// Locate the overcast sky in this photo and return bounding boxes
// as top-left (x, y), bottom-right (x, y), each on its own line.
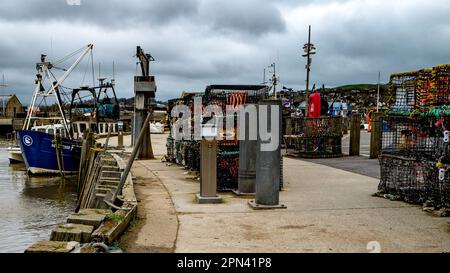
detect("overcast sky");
top-left (1, 0), bottom-right (450, 104)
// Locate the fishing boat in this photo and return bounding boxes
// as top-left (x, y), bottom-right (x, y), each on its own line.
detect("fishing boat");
top-left (17, 44), bottom-right (120, 175)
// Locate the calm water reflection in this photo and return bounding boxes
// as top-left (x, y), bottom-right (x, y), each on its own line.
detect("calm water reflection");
top-left (0, 141), bottom-right (77, 253)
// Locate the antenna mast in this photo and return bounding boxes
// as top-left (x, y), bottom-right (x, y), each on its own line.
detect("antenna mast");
top-left (302, 26), bottom-right (316, 108)
top-left (268, 63), bottom-right (279, 98)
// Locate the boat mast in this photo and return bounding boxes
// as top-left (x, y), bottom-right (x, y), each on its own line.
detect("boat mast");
top-left (24, 44), bottom-right (94, 137)
top-left (24, 74), bottom-right (43, 130)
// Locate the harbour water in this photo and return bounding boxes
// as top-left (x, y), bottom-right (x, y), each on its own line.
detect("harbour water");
top-left (0, 141), bottom-right (78, 253)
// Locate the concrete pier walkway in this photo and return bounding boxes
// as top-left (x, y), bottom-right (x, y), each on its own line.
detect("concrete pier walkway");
top-left (115, 134), bottom-right (450, 253)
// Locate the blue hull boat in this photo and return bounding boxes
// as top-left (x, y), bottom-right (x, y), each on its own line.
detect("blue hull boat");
top-left (17, 130), bottom-right (81, 175)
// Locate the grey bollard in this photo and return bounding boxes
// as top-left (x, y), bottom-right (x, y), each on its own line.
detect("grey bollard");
top-left (233, 105), bottom-right (257, 196)
top-left (249, 99), bottom-right (286, 210)
top-left (233, 139), bottom-right (257, 196)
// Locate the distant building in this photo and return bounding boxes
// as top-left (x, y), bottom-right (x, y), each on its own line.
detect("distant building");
top-left (0, 94), bottom-right (25, 135)
top-left (1, 94), bottom-right (25, 118)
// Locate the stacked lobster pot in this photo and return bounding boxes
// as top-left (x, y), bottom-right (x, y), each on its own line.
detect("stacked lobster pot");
top-left (284, 116), bottom-right (343, 158)
top-left (166, 86), bottom-right (272, 192)
top-left (204, 85), bottom-right (270, 191)
top-left (378, 65), bottom-right (450, 213)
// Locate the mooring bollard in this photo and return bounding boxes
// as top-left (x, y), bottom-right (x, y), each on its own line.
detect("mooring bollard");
top-left (349, 114), bottom-right (361, 156)
top-left (249, 99), bottom-right (286, 210)
top-left (196, 139), bottom-right (222, 204)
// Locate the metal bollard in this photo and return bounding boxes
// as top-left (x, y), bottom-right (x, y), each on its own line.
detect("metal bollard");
top-left (233, 139), bottom-right (257, 196)
top-left (196, 139), bottom-right (222, 204)
top-left (233, 105), bottom-right (257, 196)
top-left (249, 99), bottom-right (286, 210)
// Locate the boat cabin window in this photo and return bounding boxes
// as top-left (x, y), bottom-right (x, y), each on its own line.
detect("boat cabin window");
top-left (99, 124), bottom-right (104, 134)
top-left (80, 123), bottom-right (87, 133)
top-left (58, 129), bottom-right (66, 138)
top-left (115, 124), bottom-right (118, 132)
top-left (73, 125), bottom-right (78, 133)
top-left (47, 129), bottom-right (54, 135)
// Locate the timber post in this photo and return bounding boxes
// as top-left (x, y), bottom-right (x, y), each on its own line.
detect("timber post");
top-left (349, 114), bottom-right (361, 156)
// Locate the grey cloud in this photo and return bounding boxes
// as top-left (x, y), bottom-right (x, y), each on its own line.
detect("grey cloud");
top-left (199, 0), bottom-right (286, 36)
top-left (0, 0), bottom-right (286, 37)
top-left (0, 0), bottom-right (199, 27)
top-left (2, 0), bottom-right (450, 104)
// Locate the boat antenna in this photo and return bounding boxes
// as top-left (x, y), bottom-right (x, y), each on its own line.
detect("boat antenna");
top-left (98, 62), bottom-right (101, 81)
top-left (50, 36), bottom-right (53, 61)
top-left (112, 61), bottom-right (116, 86)
top-left (91, 49), bottom-right (95, 87)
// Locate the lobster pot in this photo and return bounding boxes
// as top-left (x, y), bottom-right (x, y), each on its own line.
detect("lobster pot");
top-left (184, 141), bottom-right (201, 171)
top-left (300, 116), bottom-right (344, 138)
top-left (285, 116), bottom-right (343, 158)
top-left (174, 140), bottom-right (183, 165)
top-left (301, 136), bottom-right (342, 158)
top-left (433, 65), bottom-right (450, 107)
top-left (381, 116), bottom-right (440, 159)
top-left (292, 136), bottom-right (342, 158)
top-left (166, 137), bottom-right (175, 162)
top-left (426, 161), bottom-right (450, 209)
top-left (389, 73), bottom-right (419, 112)
top-left (217, 149), bottom-right (240, 192)
top-left (204, 86), bottom-right (269, 110)
top-left (379, 154), bottom-right (430, 204)
top-left (435, 134), bottom-right (450, 163)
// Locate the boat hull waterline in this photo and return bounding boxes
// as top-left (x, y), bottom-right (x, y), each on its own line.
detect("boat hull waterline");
top-left (17, 130), bottom-right (81, 175)
top-left (7, 147), bottom-right (24, 164)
